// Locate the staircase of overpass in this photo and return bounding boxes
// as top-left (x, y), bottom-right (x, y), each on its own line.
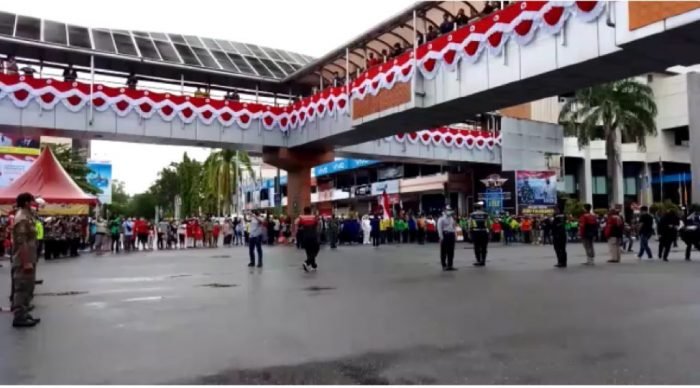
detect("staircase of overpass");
top-left (1, 1), bottom-right (700, 181)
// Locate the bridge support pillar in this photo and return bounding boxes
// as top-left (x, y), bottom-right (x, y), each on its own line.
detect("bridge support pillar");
top-left (689, 73), bottom-right (700, 205)
top-left (263, 148), bottom-right (334, 217)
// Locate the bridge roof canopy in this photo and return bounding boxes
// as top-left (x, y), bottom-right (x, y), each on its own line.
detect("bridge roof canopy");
top-left (286, 1), bottom-right (488, 87)
top-left (0, 10), bottom-right (315, 94)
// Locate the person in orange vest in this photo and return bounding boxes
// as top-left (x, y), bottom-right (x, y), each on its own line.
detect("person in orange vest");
top-left (521, 217), bottom-right (533, 244)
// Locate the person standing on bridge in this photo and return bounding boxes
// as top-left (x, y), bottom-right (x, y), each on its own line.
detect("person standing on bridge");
top-left (469, 202), bottom-right (491, 267)
top-left (437, 206), bottom-right (457, 271)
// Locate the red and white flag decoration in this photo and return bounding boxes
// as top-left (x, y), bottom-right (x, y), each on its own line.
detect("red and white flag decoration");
top-left (390, 128), bottom-right (502, 150)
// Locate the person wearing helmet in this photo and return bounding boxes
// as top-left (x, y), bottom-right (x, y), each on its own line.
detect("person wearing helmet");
top-left (469, 202), bottom-right (491, 267)
top-left (437, 205), bottom-right (457, 271)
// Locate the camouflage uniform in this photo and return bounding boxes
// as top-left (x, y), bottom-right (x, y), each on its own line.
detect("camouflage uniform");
top-left (11, 208), bottom-right (37, 319)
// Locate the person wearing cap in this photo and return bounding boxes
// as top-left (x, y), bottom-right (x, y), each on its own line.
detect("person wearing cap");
top-left (437, 205), bottom-right (457, 271)
top-left (469, 202), bottom-right (491, 267)
top-left (10, 192), bottom-right (40, 328)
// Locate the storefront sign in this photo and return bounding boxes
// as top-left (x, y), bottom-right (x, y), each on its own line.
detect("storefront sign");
top-left (353, 184), bottom-right (372, 198)
top-left (371, 179), bottom-right (399, 195)
top-left (399, 174), bottom-right (447, 194)
top-left (313, 158), bottom-right (378, 177)
top-left (378, 165), bottom-right (404, 181)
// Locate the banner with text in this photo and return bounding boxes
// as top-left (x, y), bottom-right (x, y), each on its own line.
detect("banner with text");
top-left (516, 170), bottom-right (557, 215)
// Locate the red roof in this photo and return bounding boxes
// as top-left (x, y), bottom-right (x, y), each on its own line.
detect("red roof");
top-left (0, 147), bottom-right (98, 205)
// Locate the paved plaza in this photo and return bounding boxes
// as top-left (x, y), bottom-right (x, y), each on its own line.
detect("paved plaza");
top-left (1, 242), bottom-right (700, 384)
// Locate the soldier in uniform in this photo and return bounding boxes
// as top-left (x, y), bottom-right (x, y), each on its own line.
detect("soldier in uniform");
top-left (552, 204), bottom-right (568, 268)
top-left (681, 206), bottom-right (700, 261)
top-left (11, 192), bottom-right (40, 328)
top-left (469, 201), bottom-right (491, 267)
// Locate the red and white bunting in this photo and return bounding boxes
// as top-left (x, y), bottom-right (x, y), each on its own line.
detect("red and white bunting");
top-left (389, 128), bottom-right (502, 150)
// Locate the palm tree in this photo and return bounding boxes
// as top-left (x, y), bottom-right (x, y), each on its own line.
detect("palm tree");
top-left (559, 79), bottom-right (657, 207)
top-left (203, 149), bottom-right (255, 216)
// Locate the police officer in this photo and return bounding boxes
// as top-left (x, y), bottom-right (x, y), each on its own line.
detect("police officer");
top-left (11, 192), bottom-right (40, 328)
top-left (682, 206), bottom-right (700, 261)
top-left (552, 205), bottom-right (568, 268)
top-left (469, 202), bottom-right (491, 267)
top-left (437, 206), bottom-right (457, 271)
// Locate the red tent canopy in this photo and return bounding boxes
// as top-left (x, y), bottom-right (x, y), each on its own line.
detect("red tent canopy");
top-left (0, 147), bottom-right (98, 205)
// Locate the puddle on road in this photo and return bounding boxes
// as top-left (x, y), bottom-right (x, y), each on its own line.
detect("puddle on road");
top-left (36, 291), bottom-right (88, 297)
top-left (199, 283), bottom-right (238, 288)
top-left (303, 286), bottom-right (336, 292)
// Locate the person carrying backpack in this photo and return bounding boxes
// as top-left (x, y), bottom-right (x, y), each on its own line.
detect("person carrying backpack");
top-left (604, 208), bottom-right (624, 263)
top-left (578, 204), bottom-right (598, 265)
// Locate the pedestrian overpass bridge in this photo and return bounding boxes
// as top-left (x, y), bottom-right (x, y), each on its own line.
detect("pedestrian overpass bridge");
top-left (1, 0), bottom-right (700, 208)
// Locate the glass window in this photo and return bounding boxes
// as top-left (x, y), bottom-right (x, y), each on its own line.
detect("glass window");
top-left (230, 41), bottom-right (254, 56)
top-left (132, 31), bottom-right (150, 38)
top-left (215, 39), bottom-right (236, 53)
top-left (149, 32), bottom-right (168, 41)
top-left (92, 29), bottom-right (116, 53)
top-left (592, 176), bottom-right (607, 195)
top-left (68, 25), bottom-right (91, 48)
top-left (624, 177), bottom-right (637, 196)
top-left (262, 47), bottom-right (283, 60)
top-left (276, 50), bottom-right (298, 63)
top-left (135, 37), bottom-right (160, 60)
top-left (200, 37), bottom-right (222, 50)
top-left (210, 50), bottom-right (239, 72)
top-left (245, 43), bottom-right (266, 58)
top-left (275, 60), bottom-right (296, 74)
top-left (245, 56), bottom-right (274, 78)
top-left (113, 33), bottom-right (138, 56)
top-left (43, 20), bottom-right (67, 45)
top-left (184, 35), bottom-right (204, 48)
top-left (258, 58), bottom-right (285, 78)
top-left (174, 43), bottom-right (201, 66)
top-left (227, 53), bottom-right (256, 75)
top-left (190, 47), bottom-right (219, 69)
top-left (153, 40), bottom-right (180, 63)
top-left (0, 12), bottom-right (15, 36)
top-left (15, 15), bottom-right (41, 40)
top-left (168, 33), bottom-right (186, 44)
top-left (564, 175), bottom-right (576, 194)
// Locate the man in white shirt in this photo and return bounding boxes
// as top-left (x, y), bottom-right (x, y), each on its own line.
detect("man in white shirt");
top-left (122, 218), bottom-right (134, 252)
top-left (248, 211), bottom-right (264, 267)
top-left (437, 206), bottom-right (457, 271)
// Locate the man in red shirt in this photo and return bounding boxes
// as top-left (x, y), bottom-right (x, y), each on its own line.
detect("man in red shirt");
top-left (604, 209), bottom-right (624, 263)
top-left (298, 207), bottom-right (321, 272)
top-left (578, 204), bottom-right (598, 265)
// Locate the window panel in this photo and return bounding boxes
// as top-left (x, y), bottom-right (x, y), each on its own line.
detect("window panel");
top-left (190, 47), bottom-right (219, 69)
top-left (15, 15), bottom-right (41, 40)
top-left (135, 37), bottom-right (160, 60)
top-left (215, 39), bottom-right (237, 53)
top-left (276, 50), bottom-right (298, 63)
top-left (68, 25), bottom-right (91, 48)
top-left (174, 43), bottom-right (201, 66)
top-left (210, 50), bottom-right (239, 72)
top-left (592, 176), bottom-right (607, 195)
top-left (244, 43), bottom-right (266, 58)
top-left (230, 42), bottom-right (253, 56)
top-left (275, 60), bottom-right (296, 74)
top-left (184, 35), bottom-right (203, 48)
top-left (0, 12), bottom-right (15, 36)
top-left (258, 57), bottom-right (285, 78)
top-left (262, 47), bottom-right (283, 60)
top-left (200, 37), bottom-right (221, 50)
top-left (43, 20), bottom-right (67, 45)
top-left (624, 177), bottom-right (637, 196)
top-left (153, 40), bottom-right (180, 62)
top-left (92, 29), bottom-right (116, 53)
top-left (132, 31), bottom-right (149, 38)
top-left (227, 53), bottom-right (256, 75)
top-left (168, 33), bottom-right (186, 44)
top-left (149, 32), bottom-right (168, 41)
top-left (245, 56), bottom-right (274, 78)
top-left (113, 33), bottom-right (138, 56)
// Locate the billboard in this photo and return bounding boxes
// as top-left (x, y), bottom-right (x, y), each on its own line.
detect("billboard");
top-left (0, 149), bottom-right (39, 188)
top-left (87, 161), bottom-right (112, 204)
top-left (0, 132), bottom-right (41, 149)
top-left (516, 170), bottom-right (557, 215)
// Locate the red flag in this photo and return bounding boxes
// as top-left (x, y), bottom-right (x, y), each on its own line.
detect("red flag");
top-left (382, 191), bottom-right (391, 219)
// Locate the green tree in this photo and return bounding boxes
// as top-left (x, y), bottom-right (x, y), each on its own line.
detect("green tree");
top-left (150, 165), bottom-right (180, 217)
top-left (202, 149), bottom-right (254, 216)
top-left (176, 152), bottom-right (203, 217)
top-left (105, 179), bottom-right (130, 217)
top-left (48, 144), bottom-right (100, 195)
top-left (559, 79), bottom-right (657, 207)
top-left (129, 192), bottom-right (157, 219)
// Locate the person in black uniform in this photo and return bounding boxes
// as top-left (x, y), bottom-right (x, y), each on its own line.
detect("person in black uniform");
top-left (469, 202), bottom-right (491, 267)
top-left (552, 205), bottom-right (568, 268)
top-left (658, 208), bottom-right (679, 261)
top-left (298, 207), bottom-right (321, 272)
top-left (681, 206), bottom-right (700, 261)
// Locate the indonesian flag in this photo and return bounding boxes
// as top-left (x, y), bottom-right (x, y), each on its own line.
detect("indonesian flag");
top-left (381, 191), bottom-right (391, 219)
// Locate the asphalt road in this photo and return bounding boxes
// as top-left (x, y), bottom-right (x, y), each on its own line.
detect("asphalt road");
top-left (1, 241), bottom-right (700, 384)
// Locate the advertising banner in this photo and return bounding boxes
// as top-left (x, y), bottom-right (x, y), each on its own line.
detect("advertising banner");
top-left (87, 161), bottom-right (113, 204)
top-left (0, 149), bottom-right (39, 188)
top-left (516, 170), bottom-right (557, 215)
top-left (0, 132), bottom-right (41, 149)
top-left (377, 165), bottom-right (404, 181)
top-left (371, 179), bottom-right (400, 196)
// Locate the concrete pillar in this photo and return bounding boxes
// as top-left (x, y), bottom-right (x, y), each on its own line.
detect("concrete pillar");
top-left (641, 163), bottom-right (653, 206)
top-left (263, 147), bottom-right (334, 217)
top-left (688, 73), bottom-right (700, 205)
top-left (580, 152), bottom-right (593, 205)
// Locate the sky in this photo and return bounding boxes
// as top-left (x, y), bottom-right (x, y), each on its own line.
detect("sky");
top-left (2, 0), bottom-right (414, 194)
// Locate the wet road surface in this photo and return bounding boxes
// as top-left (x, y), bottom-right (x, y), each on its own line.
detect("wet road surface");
top-left (1, 242), bottom-right (700, 384)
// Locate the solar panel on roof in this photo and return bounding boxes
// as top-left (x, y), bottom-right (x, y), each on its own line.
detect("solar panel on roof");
top-left (227, 53), bottom-right (256, 75)
top-left (43, 20), bottom-right (67, 45)
top-left (230, 42), bottom-right (253, 56)
top-left (190, 47), bottom-right (219, 69)
top-left (210, 50), bottom-right (238, 72)
top-left (173, 43), bottom-right (200, 66)
top-left (153, 39), bottom-right (180, 63)
top-left (258, 58), bottom-right (285, 78)
top-left (184, 35), bottom-right (203, 48)
top-left (168, 34), bottom-right (186, 44)
top-left (113, 33), bottom-right (138, 56)
top-left (245, 56), bottom-right (274, 78)
top-left (92, 29), bottom-right (116, 53)
top-left (0, 12), bottom-right (15, 36)
top-left (200, 37), bottom-right (221, 51)
top-left (67, 25), bottom-right (91, 48)
top-left (134, 37), bottom-right (160, 60)
top-left (15, 15), bottom-right (41, 40)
